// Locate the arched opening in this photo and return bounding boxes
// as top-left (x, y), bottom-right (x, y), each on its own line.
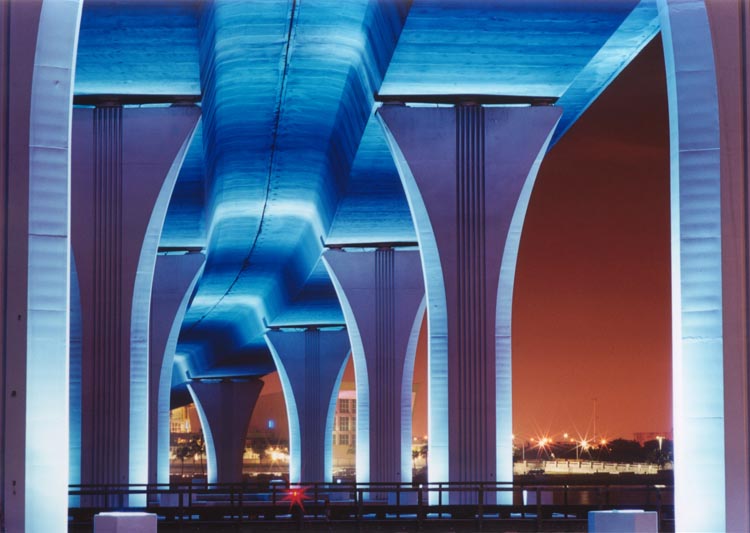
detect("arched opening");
top-left (513, 33), bottom-right (672, 493)
top-left (331, 356), bottom-right (357, 481)
top-left (246, 371), bottom-right (291, 480)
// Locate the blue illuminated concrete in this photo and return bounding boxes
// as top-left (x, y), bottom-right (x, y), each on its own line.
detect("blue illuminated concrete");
top-left (551, 0), bottom-right (660, 144)
top-left (75, 1), bottom-right (200, 96)
top-left (658, 1), bottom-right (725, 531)
top-left (323, 249), bottom-right (425, 486)
top-left (27, 4), bottom-right (82, 525)
top-left (265, 329), bottom-right (350, 483)
top-left (3, 1), bottom-right (722, 529)
top-left (149, 253), bottom-right (205, 487)
top-left (378, 104), bottom-right (561, 503)
top-left (161, 123), bottom-right (207, 250)
top-left (176, 0), bottom-right (408, 381)
top-left (380, 0), bottom-right (641, 98)
top-left (67, 0), bottom-right (662, 390)
top-left (70, 250), bottom-right (82, 508)
top-left (4, 1), bottom-right (83, 531)
top-left (70, 106), bottom-right (199, 503)
top-left (188, 379), bottom-right (264, 484)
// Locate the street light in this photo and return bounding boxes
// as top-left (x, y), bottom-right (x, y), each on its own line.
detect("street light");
top-left (512, 434), bottom-right (526, 462)
top-left (577, 439), bottom-right (589, 461)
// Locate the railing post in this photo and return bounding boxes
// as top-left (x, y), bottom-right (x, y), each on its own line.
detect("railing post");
top-left (229, 482), bottom-right (234, 519)
top-left (438, 483), bottom-right (443, 518)
top-left (478, 482), bottom-right (484, 531)
top-left (357, 488), bottom-right (363, 525)
top-left (536, 487), bottom-right (542, 531)
top-left (396, 484), bottom-right (401, 518)
top-left (178, 484), bottom-right (184, 521)
top-left (656, 485), bottom-right (663, 531)
top-left (189, 482), bottom-right (194, 517)
top-left (239, 482), bottom-right (244, 523)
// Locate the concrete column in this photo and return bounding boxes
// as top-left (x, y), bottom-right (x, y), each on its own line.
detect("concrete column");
top-left (705, 3), bottom-right (750, 530)
top-left (265, 329), bottom-right (350, 483)
top-left (71, 106), bottom-right (199, 501)
top-left (659, 1), bottom-right (750, 530)
top-left (378, 104), bottom-right (561, 502)
top-left (149, 253), bottom-right (205, 486)
top-left (323, 248), bottom-right (425, 485)
top-left (0, 1), bottom-right (81, 531)
top-left (657, 2), bottom-right (725, 531)
top-left (188, 379), bottom-right (264, 484)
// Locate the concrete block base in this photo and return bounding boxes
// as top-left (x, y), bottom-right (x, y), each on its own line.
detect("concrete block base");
top-left (588, 510), bottom-right (657, 532)
top-left (94, 512), bottom-right (157, 533)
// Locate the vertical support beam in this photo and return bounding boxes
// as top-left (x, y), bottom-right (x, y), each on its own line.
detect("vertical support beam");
top-left (704, 1), bottom-right (750, 530)
top-left (188, 379), bottom-right (263, 484)
top-left (378, 104), bottom-right (560, 503)
top-left (71, 106), bottom-right (199, 502)
top-left (0, 1), bottom-right (81, 531)
top-left (658, 2), bottom-right (726, 531)
top-left (265, 329), bottom-right (350, 483)
top-left (149, 253), bottom-right (205, 486)
top-left (323, 249), bottom-right (425, 485)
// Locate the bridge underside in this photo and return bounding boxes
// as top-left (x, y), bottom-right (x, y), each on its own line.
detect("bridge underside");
top-left (6, 1), bottom-right (750, 532)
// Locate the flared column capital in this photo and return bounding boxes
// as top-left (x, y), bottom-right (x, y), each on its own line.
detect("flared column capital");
top-left (377, 104), bottom-right (561, 501)
top-left (323, 248), bottom-right (425, 485)
top-left (265, 329), bottom-right (350, 483)
top-left (149, 252), bottom-right (205, 486)
top-left (188, 378), bottom-right (264, 484)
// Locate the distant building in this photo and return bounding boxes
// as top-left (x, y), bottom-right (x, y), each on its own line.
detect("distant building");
top-left (170, 404), bottom-right (201, 435)
top-left (332, 386), bottom-right (357, 472)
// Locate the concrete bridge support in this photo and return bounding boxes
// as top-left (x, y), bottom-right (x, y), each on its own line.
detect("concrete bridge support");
top-left (149, 253), bottom-right (205, 487)
top-left (188, 378), bottom-right (264, 484)
top-left (265, 329), bottom-right (350, 483)
top-left (0, 1), bottom-right (82, 530)
top-left (70, 105), bottom-right (199, 504)
top-left (659, 0), bottom-right (750, 530)
top-left (378, 104), bottom-right (561, 503)
top-left (323, 248), bottom-right (425, 486)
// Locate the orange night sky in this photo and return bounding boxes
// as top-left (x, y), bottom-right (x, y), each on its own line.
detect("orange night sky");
top-left (513, 36), bottom-right (671, 442)
top-left (253, 37), bottom-right (672, 444)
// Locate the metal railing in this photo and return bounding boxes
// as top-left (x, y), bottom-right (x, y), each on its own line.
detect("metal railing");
top-left (68, 480), bottom-right (674, 530)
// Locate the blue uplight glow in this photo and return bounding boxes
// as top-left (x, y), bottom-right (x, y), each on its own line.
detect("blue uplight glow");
top-left (129, 107), bottom-right (198, 508)
top-left (658, 0), bottom-right (726, 530)
top-left (26, 1), bottom-right (82, 530)
top-left (376, 114), bottom-right (450, 495)
top-left (495, 114), bottom-right (560, 498)
top-left (187, 384), bottom-right (218, 484)
top-left (265, 336), bottom-right (302, 482)
top-left (323, 261), bottom-right (371, 484)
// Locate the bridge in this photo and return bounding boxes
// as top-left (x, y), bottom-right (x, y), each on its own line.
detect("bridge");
top-left (2, 1), bottom-right (749, 532)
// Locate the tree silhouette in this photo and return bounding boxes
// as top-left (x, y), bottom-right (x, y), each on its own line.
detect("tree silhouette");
top-left (175, 444), bottom-right (193, 476)
top-left (602, 439), bottom-right (643, 463)
top-left (191, 435), bottom-right (206, 476)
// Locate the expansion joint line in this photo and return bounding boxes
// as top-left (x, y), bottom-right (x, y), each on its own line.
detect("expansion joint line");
top-left (187, 0), bottom-right (299, 331)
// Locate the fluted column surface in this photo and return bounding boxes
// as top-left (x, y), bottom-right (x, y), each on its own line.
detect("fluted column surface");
top-left (378, 104), bottom-right (561, 503)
